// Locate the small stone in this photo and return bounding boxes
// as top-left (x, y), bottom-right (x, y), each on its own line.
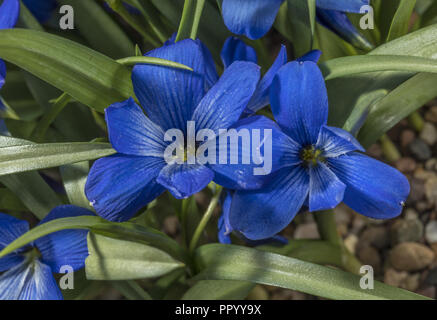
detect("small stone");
top-left (419, 122), bottom-right (437, 145)
top-left (425, 221), bottom-right (437, 244)
top-left (351, 216), bottom-right (366, 234)
top-left (425, 177), bottom-right (437, 206)
top-left (395, 157), bottom-right (417, 173)
top-left (403, 273), bottom-right (421, 292)
top-left (425, 106), bottom-right (437, 123)
top-left (334, 205), bottom-right (351, 225)
top-left (357, 245), bottom-right (381, 274)
top-left (294, 223), bottom-right (319, 239)
top-left (390, 242), bottom-right (435, 271)
top-left (409, 178), bottom-right (425, 202)
top-left (404, 208), bottom-right (418, 220)
top-left (431, 243), bottom-right (437, 256)
top-left (366, 144), bottom-right (383, 158)
top-left (400, 130), bottom-right (415, 147)
top-left (425, 268), bottom-right (437, 285)
top-left (360, 226), bottom-right (390, 249)
top-left (390, 218), bottom-right (424, 246)
top-left (409, 139), bottom-right (432, 161)
top-left (416, 201), bottom-right (432, 212)
top-left (416, 286), bottom-right (436, 299)
top-left (384, 268), bottom-right (408, 287)
top-left (344, 234), bottom-right (359, 254)
top-left (425, 158), bottom-right (437, 172)
top-left (162, 216), bottom-right (179, 236)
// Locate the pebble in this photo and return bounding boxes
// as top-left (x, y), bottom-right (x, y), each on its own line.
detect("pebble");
top-left (409, 178), bottom-right (426, 202)
top-left (403, 273), bottom-right (421, 292)
top-left (404, 208), bottom-right (419, 220)
top-left (384, 268), bottom-right (408, 287)
top-left (390, 218), bottom-right (424, 246)
top-left (419, 122), bottom-right (437, 145)
top-left (162, 216), bottom-right (179, 236)
top-left (425, 158), bottom-right (437, 172)
top-left (425, 177), bottom-right (437, 206)
top-left (425, 106), bottom-right (437, 123)
top-left (431, 243), bottom-right (437, 256)
top-left (390, 242), bottom-right (435, 271)
top-left (425, 221), bottom-right (437, 244)
top-left (366, 144), bottom-right (383, 158)
top-left (360, 226), bottom-right (390, 249)
top-left (409, 139), bottom-right (432, 161)
top-left (395, 157), bottom-right (416, 173)
top-left (344, 234), bottom-right (358, 254)
top-left (416, 286), bottom-right (436, 299)
top-left (425, 268), bottom-right (437, 285)
top-left (357, 245), bottom-right (381, 274)
top-left (294, 223), bottom-right (319, 239)
top-left (400, 130), bottom-right (415, 148)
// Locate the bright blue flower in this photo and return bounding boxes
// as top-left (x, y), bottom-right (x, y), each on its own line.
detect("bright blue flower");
top-left (85, 39), bottom-right (281, 222)
top-left (227, 60), bottom-right (410, 240)
top-left (22, 0), bottom-right (57, 23)
top-left (0, 206), bottom-right (93, 300)
top-left (221, 0), bottom-right (371, 48)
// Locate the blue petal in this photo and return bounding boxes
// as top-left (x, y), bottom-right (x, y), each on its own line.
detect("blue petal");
top-left (199, 41), bottom-right (219, 90)
top-left (230, 166), bottom-right (309, 240)
top-left (85, 154), bottom-right (166, 221)
top-left (245, 45), bottom-right (288, 115)
top-left (132, 39), bottom-right (206, 133)
top-left (317, 9), bottom-right (373, 51)
top-left (218, 191), bottom-right (233, 244)
top-left (209, 115), bottom-right (300, 190)
top-left (34, 205), bottom-right (93, 273)
top-left (157, 163), bottom-right (214, 199)
top-left (270, 61), bottom-right (328, 146)
top-left (0, 118), bottom-right (8, 136)
top-left (221, 37), bottom-right (258, 69)
top-left (316, 0), bottom-right (369, 13)
top-left (192, 61), bottom-right (260, 133)
top-left (22, 0), bottom-right (56, 23)
top-left (316, 125), bottom-right (364, 158)
top-left (296, 50), bottom-right (322, 63)
top-left (0, 213), bottom-right (29, 272)
top-left (222, 0), bottom-right (285, 40)
top-left (328, 153), bottom-right (410, 219)
top-left (0, 260), bottom-right (62, 300)
top-left (0, 59), bottom-right (6, 90)
top-left (0, 0), bottom-right (20, 29)
top-left (105, 98), bottom-right (166, 157)
top-left (309, 162), bottom-right (345, 211)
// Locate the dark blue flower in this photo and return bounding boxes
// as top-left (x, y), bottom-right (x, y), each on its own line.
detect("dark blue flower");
top-left (227, 60), bottom-right (410, 240)
top-left (22, 0), bottom-right (57, 23)
top-left (0, 205), bottom-right (93, 300)
top-left (221, 0), bottom-right (371, 48)
top-left (85, 39), bottom-right (281, 222)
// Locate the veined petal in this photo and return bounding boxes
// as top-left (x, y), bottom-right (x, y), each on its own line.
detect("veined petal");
top-left (316, 0), bottom-right (369, 13)
top-left (0, 213), bottom-right (29, 272)
top-left (0, 0), bottom-right (20, 29)
top-left (316, 125), bottom-right (364, 158)
top-left (218, 191), bottom-right (233, 244)
top-left (221, 37), bottom-right (258, 69)
top-left (309, 162), bottom-right (345, 211)
top-left (192, 61), bottom-right (260, 133)
top-left (132, 39), bottom-right (206, 132)
top-left (0, 260), bottom-right (62, 300)
top-left (209, 115), bottom-right (300, 190)
top-left (245, 45), bottom-right (288, 115)
top-left (230, 166), bottom-right (309, 240)
top-left (317, 9), bottom-right (373, 51)
top-left (222, 0), bottom-right (285, 40)
top-left (270, 61), bottom-right (328, 145)
top-left (199, 41), bottom-right (219, 90)
top-left (0, 59), bottom-right (6, 90)
top-left (35, 205), bottom-right (94, 273)
top-left (105, 97), bottom-right (166, 157)
top-left (85, 154), bottom-right (166, 221)
top-left (328, 153), bottom-right (410, 219)
top-left (296, 50), bottom-right (322, 63)
top-left (157, 163), bottom-right (214, 199)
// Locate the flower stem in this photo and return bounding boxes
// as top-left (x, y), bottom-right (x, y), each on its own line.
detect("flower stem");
top-left (189, 185), bottom-right (222, 254)
top-left (408, 111), bottom-right (424, 132)
top-left (176, 0), bottom-right (206, 41)
top-left (380, 134), bottom-right (401, 163)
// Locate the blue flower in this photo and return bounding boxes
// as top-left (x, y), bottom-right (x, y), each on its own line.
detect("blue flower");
top-left (85, 39), bottom-right (281, 222)
top-left (221, 0), bottom-right (371, 49)
top-left (0, 206), bottom-right (93, 300)
top-left (22, 0), bottom-right (57, 23)
top-left (227, 60), bottom-right (410, 240)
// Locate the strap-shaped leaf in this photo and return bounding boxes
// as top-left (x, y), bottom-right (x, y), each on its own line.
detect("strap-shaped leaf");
top-left (194, 244), bottom-right (430, 300)
top-left (182, 280), bottom-right (254, 300)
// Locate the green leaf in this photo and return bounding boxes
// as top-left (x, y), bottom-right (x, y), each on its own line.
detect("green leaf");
top-left (321, 55), bottom-right (437, 80)
top-left (194, 244), bottom-right (430, 300)
top-left (182, 280), bottom-right (254, 300)
top-left (60, 161), bottom-right (92, 210)
top-left (86, 233), bottom-right (184, 280)
top-left (176, 0), bottom-right (206, 41)
top-left (0, 29), bottom-right (134, 113)
top-left (111, 280), bottom-right (152, 300)
top-left (0, 216), bottom-right (187, 262)
top-left (0, 188), bottom-right (26, 211)
top-left (286, 0), bottom-right (316, 57)
top-left (116, 56), bottom-right (193, 70)
top-left (386, 0), bottom-right (417, 42)
top-left (0, 142), bottom-right (116, 177)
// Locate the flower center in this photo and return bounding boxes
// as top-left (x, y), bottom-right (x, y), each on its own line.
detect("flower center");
top-left (23, 247), bottom-right (42, 263)
top-left (301, 146), bottom-right (324, 167)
